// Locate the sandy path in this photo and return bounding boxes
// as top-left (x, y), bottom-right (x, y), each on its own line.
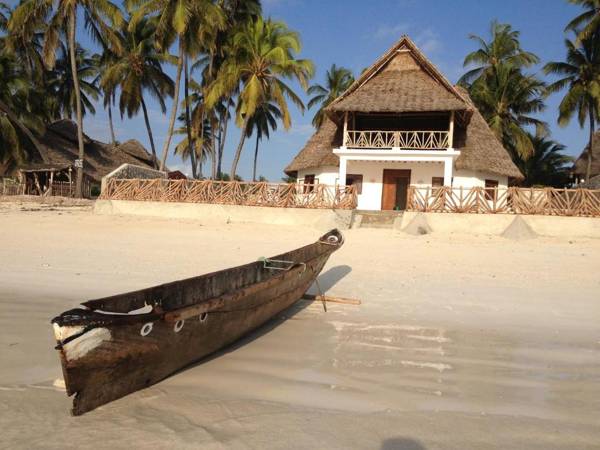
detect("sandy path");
top-left (1, 204), bottom-right (599, 449)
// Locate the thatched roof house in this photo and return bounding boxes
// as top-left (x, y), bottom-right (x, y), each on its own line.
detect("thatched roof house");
top-left (31, 120), bottom-right (155, 182)
top-left (285, 36), bottom-right (521, 211)
top-left (2, 120), bottom-right (155, 197)
top-left (573, 132), bottom-right (600, 181)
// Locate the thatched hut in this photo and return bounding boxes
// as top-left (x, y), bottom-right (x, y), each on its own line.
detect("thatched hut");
top-left (2, 120), bottom-right (155, 197)
top-left (285, 36), bottom-right (521, 210)
top-left (572, 132), bottom-right (600, 184)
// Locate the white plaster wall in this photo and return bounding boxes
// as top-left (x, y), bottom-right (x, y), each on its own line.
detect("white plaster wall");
top-left (346, 160), bottom-right (445, 210)
top-left (95, 200), bottom-right (354, 230)
top-left (296, 166), bottom-right (339, 186)
top-left (453, 169), bottom-right (508, 188)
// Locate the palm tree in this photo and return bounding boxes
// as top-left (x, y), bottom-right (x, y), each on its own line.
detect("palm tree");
top-left (174, 112), bottom-right (212, 176)
top-left (513, 134), bottom-right (573, 187)
top-left (460, 20), bottom-right (546, 159)
top-left (566, 0), bottom-right (600, 42)
top-left (10, 0), bottom-right (123, 198)
top-left (246, 101), bottom-right (281, 181)
top-left (101, 16), bottom-right (175, 168)
top-left (470, 64), bottom-right (547, 158)
top-left (0, 50), bottom-right (49, 172)
top-left (46, 43), bottom-right (101, 120)
top-left (128, 0), bottom-right (225, 173)
top-left (207, 17), bottom-right (314, 178)
top-left (458, 21), bottom-right (539, 87)
top-left (307, 64), bottom-right (354, 128)
top-left (544, 33), bottom-right (600, 181)
top-left (203, 0), bottom-right (261, 179)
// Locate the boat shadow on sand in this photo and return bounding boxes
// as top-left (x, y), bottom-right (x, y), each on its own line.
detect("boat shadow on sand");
top-left (172, 264), bottom-right (352, 376)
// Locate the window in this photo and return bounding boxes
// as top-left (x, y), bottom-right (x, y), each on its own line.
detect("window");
top-left (303, 174), bottom-right (315, 193)
top-left (345, 174), bottom-right (363, 194)
top-left (485, 179), bottom-right (499, 200)
top-left (431, 177), bottom-right (444, 188)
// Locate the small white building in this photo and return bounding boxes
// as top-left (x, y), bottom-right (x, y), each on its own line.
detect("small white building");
top-left (285, 36), bottom-right (522, 211)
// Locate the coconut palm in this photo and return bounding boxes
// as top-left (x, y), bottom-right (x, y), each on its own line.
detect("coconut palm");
top-left (128, 0), bottom-right (225, 173)
top-left (513, 134), bottom-right (573, 187)
top-left (544, 33), bottom-right (600, 181)
top-left (202, 0), bottom-right (261, 178)
top-left (207, 17), bottom-right (314, 178)
top-left (0, 50), bottom-right (49, 172)
top-left (46, 43), bottom-right (101, 120)
top-left (101, 16), bottom-right (175, 168)
top-left (458, 21), bottom-right (539, 87)
top-left (9, 0), bottom-right (123, 197)
top-left (566, 0), bottom-right (600, 42)
top-left (307, 64), bottom-right (354, 128)
top-left (246, 101), bottom-right (281, 181)
top-left (174, 113), bottom-right (212, 176)
top-left (470, 65), bottom-right (547, 159)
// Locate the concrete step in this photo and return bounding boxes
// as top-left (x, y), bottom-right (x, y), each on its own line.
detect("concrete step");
top-left (352, 210), bottom-right (403, 229)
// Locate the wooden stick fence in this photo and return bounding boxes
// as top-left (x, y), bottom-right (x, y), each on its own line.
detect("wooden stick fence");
top-left (407, 186), bottom-right (600, 217)
top-left (101, 179), bottom-right (359, 210)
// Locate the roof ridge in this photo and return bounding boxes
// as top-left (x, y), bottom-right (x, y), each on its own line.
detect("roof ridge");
top-left (328, 35), bottom-right (469, 110)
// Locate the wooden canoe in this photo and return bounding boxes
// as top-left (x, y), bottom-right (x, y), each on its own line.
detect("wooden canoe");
top-left (51, 229), bottom-right (344, 415)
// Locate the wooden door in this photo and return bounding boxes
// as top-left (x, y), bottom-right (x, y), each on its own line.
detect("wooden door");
top-left (382, 169), bottom-right (411, 210)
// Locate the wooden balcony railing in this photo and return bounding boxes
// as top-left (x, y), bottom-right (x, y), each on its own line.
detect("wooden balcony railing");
top-left (344, 130), bottom-right (450, 150)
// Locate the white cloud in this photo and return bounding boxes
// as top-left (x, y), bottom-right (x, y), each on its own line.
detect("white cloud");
top-left (373, 24), bottom-right (442, 55)
top-left (374, 23), bottom-right (409, 40)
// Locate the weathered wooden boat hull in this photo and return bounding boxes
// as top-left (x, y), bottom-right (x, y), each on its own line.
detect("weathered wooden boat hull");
top-left (51, 230), bottom-right (343, 415)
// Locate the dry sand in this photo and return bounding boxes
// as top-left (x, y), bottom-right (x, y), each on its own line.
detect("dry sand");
top-left (1, 202), bottom-right (599, 449)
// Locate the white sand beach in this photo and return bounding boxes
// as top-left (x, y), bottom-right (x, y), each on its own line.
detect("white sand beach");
top-left (1, 202), bottom-right (599, 449)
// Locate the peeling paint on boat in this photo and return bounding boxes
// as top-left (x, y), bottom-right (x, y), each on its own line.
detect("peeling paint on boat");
top-left (52, 323), bottom-right (85, 342)
top-left (62, 328), bottom-right (111, 361)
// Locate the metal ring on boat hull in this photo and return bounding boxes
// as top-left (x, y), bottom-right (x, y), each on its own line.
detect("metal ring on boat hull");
top-left (174, 319), bottom-right (185, 332)
top-left (140, 322), bottom-right (153, 336)
top-left (199, 312), bottom-right (208, 322)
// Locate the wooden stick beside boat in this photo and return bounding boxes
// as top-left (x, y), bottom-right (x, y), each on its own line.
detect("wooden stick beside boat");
top-left (302, 294), bottom-right (361, 305)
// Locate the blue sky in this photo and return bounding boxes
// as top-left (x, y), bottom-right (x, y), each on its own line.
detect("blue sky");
top-left (10, 0), bottom-right (587, 180)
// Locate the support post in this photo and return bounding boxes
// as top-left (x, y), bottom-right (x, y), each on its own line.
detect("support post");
top-left (342, 112), bottom-right (348, 148)
top-left (443, 158), bottom-right (453, 186)
top-left (339, 157), bottom-right (347, 187)
top-left (448, 111), bottom-right (454, 149)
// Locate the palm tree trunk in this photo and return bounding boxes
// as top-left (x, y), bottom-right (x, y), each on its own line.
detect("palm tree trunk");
top-left (217, 101), bottom-right (230, 178)
top-left (159, 39), bottom-right (184, 172)
top-left (141, 96), bottom-right (159, 169)
top-left (230, 116), bottom-right (249, 179)
top-left (184, 55), bottom-right (197, 178)
top-left (68, 10), bottom-right (86, 198)
top-left (252, 132), bottom-right (259, 182)
top-left (587, 106), bottom-right (595, 182)
top-left (0, 99), bottom-right (47, 164)
top-left (107, 101), bottom-right (116, 146)
top-left (211, 121), bottom-right (217, 179)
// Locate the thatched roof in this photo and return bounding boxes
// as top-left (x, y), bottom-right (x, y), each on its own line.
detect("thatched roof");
top-left (573, 132), bottom-right (600, 178)
top-left (326, 36), bottom-right (471, 116)
top-left (285, 116), bottom-right (341, 174)
top-left (18, 120), bottom-right (155, 182)
top-left (453, 87), bottom-right (522, 179)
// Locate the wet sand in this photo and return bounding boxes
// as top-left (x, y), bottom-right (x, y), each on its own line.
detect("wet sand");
top-left (1, 203), bottom-right (599, 449)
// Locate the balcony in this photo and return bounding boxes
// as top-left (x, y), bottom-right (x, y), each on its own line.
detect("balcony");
top-left (344, 130), bottom-right (451, 150)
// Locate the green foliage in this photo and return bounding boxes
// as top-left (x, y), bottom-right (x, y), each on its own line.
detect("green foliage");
top-left (460, 21), bottom-right (547, 159)
top-left (544, 31), bottom-right (600, 180)
top-left (206, 16), bottom-right (314, 177)
top-left (513, 134), bottom-right (573, 187)
top-left (308, 64), bottom-right (354, 128)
